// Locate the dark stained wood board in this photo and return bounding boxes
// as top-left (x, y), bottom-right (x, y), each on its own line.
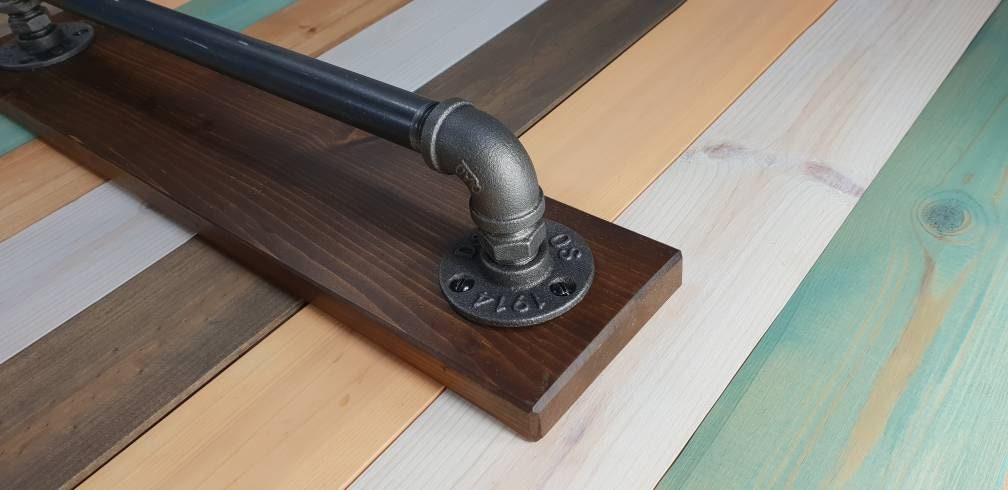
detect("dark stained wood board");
top-left (0, 0), bottom-right (685, 443)
top-left (421, 0), bottom-right (686, 133)
top-left (0, 2), bottom-right (684, 484)
top-left (0, 241), bottom-right (300, 490)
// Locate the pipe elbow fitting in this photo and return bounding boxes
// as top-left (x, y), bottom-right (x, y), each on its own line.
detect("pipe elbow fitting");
top-left (420, 99), bottom-right (546, 265)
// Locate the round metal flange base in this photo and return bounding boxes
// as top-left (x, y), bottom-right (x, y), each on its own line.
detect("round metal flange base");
top-left (440, 220), bottom-right (595, 328)
top-left (0, 22), bottom-right (94, 71)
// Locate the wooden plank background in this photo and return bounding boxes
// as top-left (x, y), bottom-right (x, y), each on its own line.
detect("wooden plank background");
top-left (0, 0), bottom-right (403, 487)
top-left (355, 0), bottom-right (1000, 487)
top-left (1, 0), bottom-right (1002, 487)
top-left (1, 0), bottom-right (678, 486)
top-left (661, 2), bottom-right (1008, 487)
top-left (68, 0), bottom-right (839, 488)
top-left (79, 0), bottom-right (684, 485)
top-left (82, 0), bottom-right (842, 485)
top-left (0, 8), bottom-right (685, 439)
top-left (0, 0), bottom-right (834, 483)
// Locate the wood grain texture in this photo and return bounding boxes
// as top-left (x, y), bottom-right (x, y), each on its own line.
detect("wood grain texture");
top-left (355, 0), bottom-right (1001, 487)
top-left (0, 0), bottom-right (177, 174)
top-left (318, 0), bottom-right (547, 91)
top-left (0, 0), bottom-right (410, 248)
top-left (1, 0), bottom-right (582, 486)
top-left (91, 0), bottom-right (838, 483)
top-left (0, 1), bottom-right (232, 246)
top-left (0, 10), bottom-right (682, 439)
top-left (0, 0), bottom-right (411, 360)
top-left (0, 182), bottom-right (192, 364)
top-left (83, 305), bottom-right (441, 490)
top-left (0, 0), bottom-right (306, 385)
top-left (85, 0), bottom-right (687, 484)
top-left (661, 3), bottom-right (1008, 487)
top-left (419, 0), bottom-right (686, 135)
top-left (0, 1), bottom-right (395, 487)
top-left (243, 0), bottom-right (409, 57)
top-left (0, 239), bottom-right (299, 490)
top-left (0, 0), bottom-right (552, 358)
top-left (524, 0), bottom-right (834, 220)
top-left (0, 139), bottom-right (101, 241)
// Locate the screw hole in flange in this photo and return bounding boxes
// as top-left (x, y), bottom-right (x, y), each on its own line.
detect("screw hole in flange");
top-left (549, 279), bottom-right (576, 297)
top-left (439, 220), bottom-right (594, 328)
top-left (449, 276), bottom-right (474, 293)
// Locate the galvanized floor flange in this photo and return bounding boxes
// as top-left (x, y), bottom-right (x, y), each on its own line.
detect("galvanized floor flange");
top-left (0, 22), bottom-right (94, 71)
top-left (440, 220), bottom-right (594, 327)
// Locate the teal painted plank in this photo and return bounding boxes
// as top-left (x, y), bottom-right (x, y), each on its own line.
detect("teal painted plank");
top-left (0, 115), bottom-right (32, 154)
top-left (661, 2), bottom-right (1008, 489)
top-left (0, 0), bottom-right (291, 157)
top-left (179, 0), bottom-right (296, 31)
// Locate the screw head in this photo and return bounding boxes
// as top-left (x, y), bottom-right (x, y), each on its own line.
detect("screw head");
top-left (550, 280), bottom-right (576, 297)
top-left (449, 276), bottom-right (474, 293)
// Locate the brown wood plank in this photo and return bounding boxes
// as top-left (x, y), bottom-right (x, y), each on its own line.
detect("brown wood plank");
top-left (421, 0), bottom-right (685, 134)
top-left (0, 7), bottom-right (681, 439)
top-left (243, 0), bottom-right (409, 57)
top-left (0, 240), bottom-right (300, 490)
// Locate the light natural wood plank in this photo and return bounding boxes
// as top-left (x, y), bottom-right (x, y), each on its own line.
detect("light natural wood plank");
top-left (0, 182), bottom-right (192, 364)
top-left (318, 0), bottom-right (546, 91)
top-left (0, 140), bottom-right (101, 241)
top-left (661, 3), bottom-right (1008, 487)
top-left (82, 306), bottom-right (441, 490)
top-left (527, 0), bottom-right (834, 220)
top-left (355, 0), bottom-right (1001, 487)
top-left (243, 0), bottom-right (409, 57)
top-left (151, 0), bottom-right (189, 9)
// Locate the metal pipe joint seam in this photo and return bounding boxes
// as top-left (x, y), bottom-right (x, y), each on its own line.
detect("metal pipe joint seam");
top-left (422, 99), bottom-right (595, 327)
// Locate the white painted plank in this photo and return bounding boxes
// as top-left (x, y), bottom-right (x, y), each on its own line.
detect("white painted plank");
top-left (0, 0), bottom-right (538, 362)
top-left (318, 0), bottom-right (545, 91)
top-left (0, 183), bottom-right (191, 363)
top-left (354, 0), bottom-right (1001, 488)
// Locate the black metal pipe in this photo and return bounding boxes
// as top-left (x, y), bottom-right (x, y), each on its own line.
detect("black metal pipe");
top-left (37, 0), bottom-right (592, 327)
top-left (50, 0), bottom-right (435, 149)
